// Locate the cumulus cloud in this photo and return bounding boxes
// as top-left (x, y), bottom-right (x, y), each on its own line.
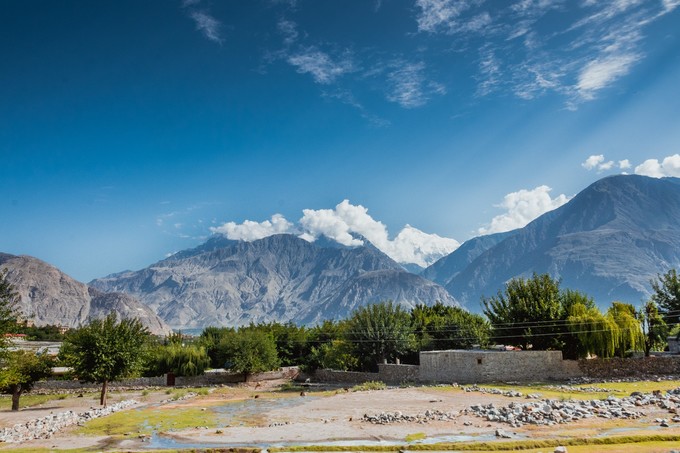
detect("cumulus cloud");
top-left (582, 154), bottom-right (615, 172)
top-left (211, 200), bottom-right (459, 267)
top-left (634, 154), bottom-right (680, 178)
top-left (287, 47), bottom-right (354, 84)
top-left (478, 186), bottom-right (571, 235)
top-left (619, 159), bottom-right (631, 169)
top-left (210, 214), bottom-right (294, 241)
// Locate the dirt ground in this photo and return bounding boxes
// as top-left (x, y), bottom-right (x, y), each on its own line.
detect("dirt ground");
top-left (2, 380), bottom-right (680, 451)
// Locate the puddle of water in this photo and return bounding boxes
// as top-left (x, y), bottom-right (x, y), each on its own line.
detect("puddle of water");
top-left (212, 395), bottom-right (316, 425)
top-left (596, 424), bottom-right (666, 437)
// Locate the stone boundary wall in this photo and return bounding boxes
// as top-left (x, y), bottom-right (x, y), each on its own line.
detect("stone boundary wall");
top-left (314, 369), bottom-right (379, 384)
top-left (578, 356), bottom-right (680, 379)
top-left (377, 363), bottom-right (420, 384)
top-left (419, 350), bottom-right (582, 383)
top-left (33, 367), bottom-right (300, 391)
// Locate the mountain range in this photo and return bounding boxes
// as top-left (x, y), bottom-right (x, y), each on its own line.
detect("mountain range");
top-left (0, 253), bottom-right (171, 335)
top-left (4, 174), bottom-right (679, 331)
top-left (427, 175), bottom-right (680, 311)
top-left (90, 234), bottom-right (457, 328)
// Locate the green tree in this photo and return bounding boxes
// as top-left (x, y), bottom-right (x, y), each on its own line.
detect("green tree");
top-left (607, 302), bottom-right (645, 357)
top-left (59, 314), bottom-right (150, 407)
top-left (344, 301), bottom-right (415, 371)
top-left (641, 301), bottom-right (668, 356)
top-left (222, 328), bottom-right (280, 379)
top-left (411, 302), bottom-right (490, 351)
top-left (483, 273), bottom-right (563, 350)
top-left (0, 350), bottom-right (53, 411)
top-left (0, 269), bottom-right (20, 351)
top-left (308, 339), bottom-right (358, 371)
top-left (651, 269), bottom-right (680, 326)
top-left (566, 301), bottom-right (618, 359)
top-left (146, 342), bottom-right (211, 377)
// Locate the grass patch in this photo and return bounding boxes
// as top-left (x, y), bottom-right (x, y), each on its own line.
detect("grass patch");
top-left (75, 405), bottom-right (217, 436)
top-left (405, 432), bottom-right (426, 442)
top-left (351, 381), bottom-right (387, 392)
top-left (269, 434), bottom-right (680, 452)
top-left (0, 393), bottom-right (73, 410)
top-left (279, 381), bottom-right (306, 392)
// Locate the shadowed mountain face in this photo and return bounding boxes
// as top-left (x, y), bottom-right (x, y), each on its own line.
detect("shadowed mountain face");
top-left (90, 234), bottom-right (458, 329)
top-left (432, 175), bottom-right (680, 311)
top-left (0, 253), bottom-right (171, 335)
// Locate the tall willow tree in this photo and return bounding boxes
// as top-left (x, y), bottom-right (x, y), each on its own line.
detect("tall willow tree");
top-left (608, 302), bottom-right (645, 357)
top-left (566, 302), bottom-right (619, 358)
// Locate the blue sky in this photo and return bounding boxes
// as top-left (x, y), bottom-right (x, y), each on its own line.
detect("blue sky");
top-left (1, 0), bottom-right (679, 281)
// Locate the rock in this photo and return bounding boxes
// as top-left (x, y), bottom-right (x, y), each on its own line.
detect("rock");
top-left (495, 429), bottom-right (512, 438)
top-left (554, 447), bottom-right (568, 453)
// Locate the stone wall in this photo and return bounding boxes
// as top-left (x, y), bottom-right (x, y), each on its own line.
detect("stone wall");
top-left (669, 338), bottom-right (680, 354)
top-left (314, 369), bottom-right (379, 384)
top-left (419, 350), bottom-right (581, 383)
top-left (578, 356), bottom-right (680, 379)
top-left (377, 363), bottom-right (420, 384)
top-left (33, 367), bottom-right (300, 391)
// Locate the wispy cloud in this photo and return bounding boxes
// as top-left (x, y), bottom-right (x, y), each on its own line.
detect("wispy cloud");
top-left (322, 89), bottom-right (391, 127)
top-left (386, 61), bottom-right (446, 108)
top-left (414, 0), bottom-right (676, 108)
top-left (277, 18), bottom-right (299, 46)
top-left (415, 0), bottom-right (480, 33)
top-left (478, 185), bottom-right (571, 235)
top-left (189, 10), bottom-right (223, 44)
top-left (287, 47), bottom-right (354, 84)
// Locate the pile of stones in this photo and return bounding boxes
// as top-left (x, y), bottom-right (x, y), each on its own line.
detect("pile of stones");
top-left (463, 385), bottom-right (527, 398)
top-left (469, 388), bottom-right (680, 428)
top-left (467, 398), bottom-right (643, 427)
top-left (544, 384), bottom-right (611, 394)
top-left (0, 399), bottom-right (138, 443)
top-left (362, 409), bottom-right (458, 424)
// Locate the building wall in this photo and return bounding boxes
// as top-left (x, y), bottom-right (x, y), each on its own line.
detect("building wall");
top-left (377, 363), bottom-right (420, 384)
top-left (419, 350), bottom-right (581, 383)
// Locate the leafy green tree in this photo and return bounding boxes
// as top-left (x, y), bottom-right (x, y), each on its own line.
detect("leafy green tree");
top-left (483, 273), bottom-right (564, 350)
top-left (651, 269), bottom-right (680, 326)
top-left (641, 301), bottom-right (668, 356)
top-left (59, 314), bottom-right (150, 407)
top-left (268, 322), bottom-right (311, 367)
top-left (566, 301), bottom-right (618, 359)
top-left (0, 350), bottom-right (53, 411)
top-left (146, 342), bottom-right (211, 377)
top-left (411, 302), bottom-right (490, 351)
top-left (607, 302), bottom-right (645, 357)
top-left (198, 326), bottom-right (236, 368)
top-left (0, 269), bottom-right (20, 351)
top-left (308, 339), bottom-right (358, 371)
top-left (344, 301), bottom-right (416, 371)
top-left (222, 328), bottom-right (280, 379)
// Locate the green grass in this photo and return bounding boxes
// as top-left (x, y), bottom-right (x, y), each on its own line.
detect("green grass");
top-left (351, 381), bottom-right (387, 392)
top-left (269, 434), bottom-right (680, 452)
top-left (431, 379), bottom-right (680, 401)
top-left (75, 405), bottom-right (217, 436)
top-left (0, 392), bottom-right (76, 410)
top-left (404, 432), bottom-right (426, 442)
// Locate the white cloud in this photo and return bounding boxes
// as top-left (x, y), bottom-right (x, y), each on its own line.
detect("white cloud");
top-left (576, 53), bottom-right (638, 100)
top-left (634, 154), bottom-right (680, 178)
top-left (211, 200), bottom-right (459, 267)
top-left (189, 11), bottom-right (223, 44)
top-left (287, 48), bottom-right (354, 84)
top-left (386, 61), bottom-right (446, 108)
top-left (210, 214), bottom-right (294, 241)
top-left (478, 185), bottom-right (571, 235)
top-left (277, 18), bottom-right (298, 46)
top-left (581, 154), bottom-right (616, 172)
top-left (582, 154), bottom-right (604, 170)
top-left (415, 0), bottom-right (478, 33)
top-left (619, 159), bottom-right (631, 169)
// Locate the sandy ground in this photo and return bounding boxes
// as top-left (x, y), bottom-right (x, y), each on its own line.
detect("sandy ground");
top-left (3, 382), bottom-right (680, 451)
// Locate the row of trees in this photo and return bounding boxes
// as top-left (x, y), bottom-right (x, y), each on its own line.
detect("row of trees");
top-left (1, 267), bottom-right (680, 410)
